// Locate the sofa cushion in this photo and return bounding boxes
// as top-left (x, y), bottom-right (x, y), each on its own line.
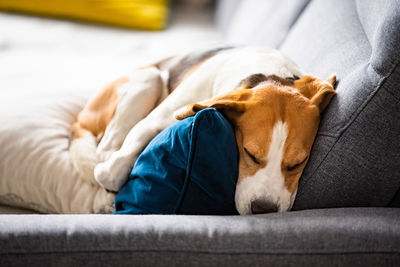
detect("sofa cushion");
top-left (217, 0), bottom-right (311, 48)
top-left (278, 0), bottom-right (400, 209)
top-left (114, 108), bottom-right (238, 215)
top-left (217, 0), bottom-right (400, 209)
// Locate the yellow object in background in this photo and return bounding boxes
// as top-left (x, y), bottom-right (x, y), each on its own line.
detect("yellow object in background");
top-left (0, 0), bottom-right (170, 30)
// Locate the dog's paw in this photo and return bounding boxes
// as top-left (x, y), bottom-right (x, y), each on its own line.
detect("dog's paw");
top-left (93, 190), bottom-right (116, 214)
top-left (94, 155), bottom-right (134, 192)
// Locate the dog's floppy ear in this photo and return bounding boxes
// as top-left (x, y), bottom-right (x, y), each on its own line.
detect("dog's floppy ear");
top-left (174, 90), bottom-right (248, 120)
top-left (295, 74), bottom-right (337, 113)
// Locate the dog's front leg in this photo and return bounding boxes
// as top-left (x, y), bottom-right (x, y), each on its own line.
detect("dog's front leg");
top-left (96, 67), bottom-right (167, 162)
top-left (94, 106), bottom-right (177, 191)
top-left (94, 64), bottom-right (219, 192)
top-left (94, 114), bottom-right (168, 192)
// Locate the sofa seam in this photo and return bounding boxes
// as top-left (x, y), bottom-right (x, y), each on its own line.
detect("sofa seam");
top-left (383, 85), bottom-right (400, 102)
top-left (2, 249), bottom-right (400, 256)
top-left (299, 59), bottom-right (400, 194)
top-left (319, 61), bottom-right (395, 138)
top-left (307, 0), bottom-right (386, 138)
top-left (337, 60), bottom-right (399, 140)
top-left (331, 0), bottom-right (400, 137)
top-left (276, 0), bottom-right (311, 49)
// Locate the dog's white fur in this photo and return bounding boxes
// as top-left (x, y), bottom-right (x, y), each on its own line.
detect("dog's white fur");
top-left (96, 68), bottom-right (168, 162)
top-left (92, 47), bottom-right (304, 193)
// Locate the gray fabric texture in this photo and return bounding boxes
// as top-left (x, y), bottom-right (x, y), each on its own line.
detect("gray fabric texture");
top-left (217, 0), bottom-right (400, 209)
top-left (218, 0), bottom-right (311, 48)
top-left (279, 0), bottom-right (400, 210)
top-left (1, 208), bottom-right (400, 266)
top-left (215, 0), bottom-right (241, 33)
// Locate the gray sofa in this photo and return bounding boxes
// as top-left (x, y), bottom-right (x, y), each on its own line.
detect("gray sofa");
top-left (1, 0), bottom-right (400, 266)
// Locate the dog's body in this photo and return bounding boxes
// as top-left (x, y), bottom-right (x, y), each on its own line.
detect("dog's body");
top-left (70, 46), bottom-right (336, 214)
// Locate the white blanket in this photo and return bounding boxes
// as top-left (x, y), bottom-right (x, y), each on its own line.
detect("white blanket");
top-left (0, 7), bottom-right (221, 213)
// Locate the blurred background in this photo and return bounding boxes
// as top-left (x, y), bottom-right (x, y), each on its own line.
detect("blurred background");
top-left (0, 0), bottom-right (223, 96)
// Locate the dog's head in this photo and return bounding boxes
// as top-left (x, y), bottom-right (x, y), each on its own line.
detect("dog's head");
top-left (175, 74), bottom-right (336, 214)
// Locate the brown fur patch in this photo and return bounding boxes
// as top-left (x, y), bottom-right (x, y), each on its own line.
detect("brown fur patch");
top-left (71, 77), bottom-right (128, 141)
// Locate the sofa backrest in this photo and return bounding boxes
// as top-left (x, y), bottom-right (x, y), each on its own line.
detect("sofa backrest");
top-left (217, 0), bottom-right (400, 209)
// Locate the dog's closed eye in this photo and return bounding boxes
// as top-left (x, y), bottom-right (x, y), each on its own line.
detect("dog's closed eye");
top-left (244, 147), bottom-right (260, 164)
top-left (286, 157), bottom-right (308, 172)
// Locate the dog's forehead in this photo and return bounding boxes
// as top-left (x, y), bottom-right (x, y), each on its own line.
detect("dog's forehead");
top-left (252, 83), bottom-right (302, 100)
top-left (237, 85), bottom-right (319, 154)
top-left (241, 85), bottom-right (312, 119)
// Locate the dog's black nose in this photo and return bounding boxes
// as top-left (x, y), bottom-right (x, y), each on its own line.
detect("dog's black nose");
top-left (251, 200), bottom-right (278, 214)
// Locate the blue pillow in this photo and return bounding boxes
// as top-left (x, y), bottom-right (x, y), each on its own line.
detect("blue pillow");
top-left (114, 108), bottom-right (239, 215)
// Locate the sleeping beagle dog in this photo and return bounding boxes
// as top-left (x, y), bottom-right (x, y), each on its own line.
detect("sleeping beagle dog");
top-left (70, 46), bottom-right (336, 214)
